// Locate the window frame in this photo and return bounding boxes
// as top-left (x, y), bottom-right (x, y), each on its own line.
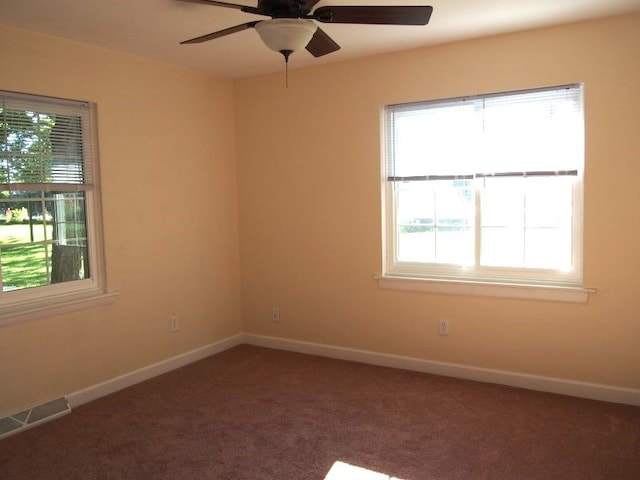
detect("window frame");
top-left (380, 85), bottom-right (593, 303)
top-left (0, 90), bottom-right (116, 326)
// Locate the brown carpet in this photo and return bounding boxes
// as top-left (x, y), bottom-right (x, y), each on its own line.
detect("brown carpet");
top-left (1, 344), bottom-right (639, 479)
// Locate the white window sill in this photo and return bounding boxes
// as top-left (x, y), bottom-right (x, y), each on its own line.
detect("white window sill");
top-left (0, 289), bottom-right (119, 327)
top-left (375, 275), bottom-right (595, 304)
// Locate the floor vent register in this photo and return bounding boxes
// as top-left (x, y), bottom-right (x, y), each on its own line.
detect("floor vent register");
top-left (0, 397), bottom-right (71, 440)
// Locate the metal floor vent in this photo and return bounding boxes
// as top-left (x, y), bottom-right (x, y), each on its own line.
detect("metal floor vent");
top-left (0, 397), bottom-right (71, 440)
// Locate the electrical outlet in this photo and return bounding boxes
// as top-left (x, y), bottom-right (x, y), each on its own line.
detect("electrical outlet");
top-left (170, 315), bottom-right (179, 332)
top-left (272, 307), bottom-right (280, 323)
top-left (438, 318), bottom-right (450, 336)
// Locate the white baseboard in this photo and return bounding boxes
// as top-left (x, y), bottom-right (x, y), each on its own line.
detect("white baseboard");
top-left (4, 331), bottom-right (636, 442)
top-left (67, 334), bottom-right (244, 408)
top-left (63, 331), bottom-right (639, 412)
top-left (242, 333), bottom-right (640, 407)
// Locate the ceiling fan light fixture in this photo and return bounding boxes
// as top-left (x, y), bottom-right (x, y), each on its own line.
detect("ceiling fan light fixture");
top-left (255, 19), bottom-right (318, 55)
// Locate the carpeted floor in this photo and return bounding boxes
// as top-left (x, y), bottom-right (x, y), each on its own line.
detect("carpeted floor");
top-left (1, 344), bottom-right (639, 479)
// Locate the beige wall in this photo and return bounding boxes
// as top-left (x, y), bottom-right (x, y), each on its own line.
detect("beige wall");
top-left (0, 26), bottom-right (242, 416)
top-left (1, 12), bottom-right (639, 418)
top-left (235, 13), bottom-right (640, 389)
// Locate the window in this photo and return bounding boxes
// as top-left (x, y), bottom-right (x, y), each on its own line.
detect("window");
top-left (0, 91), bottom-right (114, 325)
top-left (382, 85), bottom-right (586, 299)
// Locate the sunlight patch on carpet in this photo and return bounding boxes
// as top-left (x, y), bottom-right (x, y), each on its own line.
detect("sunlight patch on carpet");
top-left (324, 461), bottom-right (405, 480)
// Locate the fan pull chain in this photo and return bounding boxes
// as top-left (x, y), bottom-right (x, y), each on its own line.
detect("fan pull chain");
top-left (281, 50), bottom-right (293, 89)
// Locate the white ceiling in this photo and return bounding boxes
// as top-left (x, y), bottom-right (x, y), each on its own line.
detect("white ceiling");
top-left (2, 0), bottom-right (640, 79)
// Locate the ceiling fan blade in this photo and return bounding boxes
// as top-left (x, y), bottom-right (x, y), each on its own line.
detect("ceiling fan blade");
top-left (313, 5), bottom-right (433, 25)
top-left (180, 21), bottom-right (260, 44)
top-left (305, 27), bottom-right (340, 57)
top-left (175, 0), bottom-right (262, 16)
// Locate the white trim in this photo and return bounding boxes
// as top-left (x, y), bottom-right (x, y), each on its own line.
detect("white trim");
top-left (0, 289), bottom-right (119, 327)
top-left (0, 93), bottom-right (112, 327)
top-left (67, 334), bottom-right (244, 408)
top-left (375, 275), bottom-right (594, 303)
top-left (382, 84), bottom-right (585, 291)
top-left (242, 333), bottom-right (640, 407)
top-left (18, 331), bottom-right (636, 427)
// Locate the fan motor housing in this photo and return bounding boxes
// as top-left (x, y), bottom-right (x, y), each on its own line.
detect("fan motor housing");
top-left (258, 0), bottom-right (313, 18)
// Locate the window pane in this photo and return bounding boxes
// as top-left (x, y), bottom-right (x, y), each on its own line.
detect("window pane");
top-left (46, 192), bottom-right (88, 244)
top-left (435, 226), bottom-right (474, 265)
top-left (481, 227), bottom-right (524, 267)
top-left (398, 226), bottom-right (435, 263)
top-left (396, 181), bottom-right (435, 262)
top-left (481, 177), bottom-right (524, 227)
top-left (396, 181), bottom-right (435, 228)
top-left (0, 238), bottom-right (49, 291)
top-left (525, 227), bottom-right (572, 269)
top-left (47, 192), bottom-right (89, 283)
top-left (0, 196), bottom-right (51, 290)
top-left (480, 176), bottom-right (574, 269)
top-left (396, 179), bottom-right (474, 265)
top-left (0, 191), bottom-right (89, 291)
top-left (434, 180), bottom-right (474, 265)
top-left (481, 177), bottom-right (525, 267)
top-left (525, 177), bottom-right (573, 228)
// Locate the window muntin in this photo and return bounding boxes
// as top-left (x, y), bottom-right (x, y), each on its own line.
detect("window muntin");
top-left (383, 85), bottom-right (584, 287)
top-left (0, 90), bottom-right (107, 320)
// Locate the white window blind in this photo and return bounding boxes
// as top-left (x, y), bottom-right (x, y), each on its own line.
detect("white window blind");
top-left (0, 91), bottom-right (94, 191)
top-left (385, 84), bottom-right (582, 181)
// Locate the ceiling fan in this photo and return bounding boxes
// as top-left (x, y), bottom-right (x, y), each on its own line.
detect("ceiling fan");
top-left (178, 0), bottom-right (434, 62)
